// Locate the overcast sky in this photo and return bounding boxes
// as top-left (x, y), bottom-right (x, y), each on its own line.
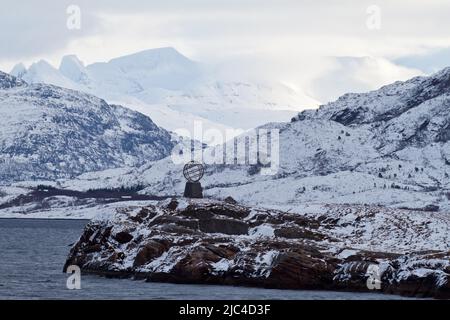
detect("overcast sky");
top-left (2, 0), bottom-right (450, 101)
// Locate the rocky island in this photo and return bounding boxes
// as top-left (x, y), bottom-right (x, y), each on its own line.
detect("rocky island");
top-left (64, 198), bottom-right (450, 299)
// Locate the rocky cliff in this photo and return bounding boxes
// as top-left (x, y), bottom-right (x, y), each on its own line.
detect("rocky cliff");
top-left (64, 199), bottom-right (450, 299)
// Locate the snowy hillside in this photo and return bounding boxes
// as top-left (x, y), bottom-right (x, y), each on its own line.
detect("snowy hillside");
top-left (0, 71), bottom-right (26, 89)
top-left (63, 67), bottom-right (450, 212)
top-left (0, 71), bottom-right (174, 183)
top-left (12, 48), bottom-right (320, 133)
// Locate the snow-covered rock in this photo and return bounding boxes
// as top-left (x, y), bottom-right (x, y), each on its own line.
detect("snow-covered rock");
top-left (0, 71), bottom-right (26, 89)
top-left (64, 199), bottom-right (450, 299)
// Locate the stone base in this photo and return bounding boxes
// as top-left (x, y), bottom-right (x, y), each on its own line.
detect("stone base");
top-left (184, 182), bottom-right (203, 198)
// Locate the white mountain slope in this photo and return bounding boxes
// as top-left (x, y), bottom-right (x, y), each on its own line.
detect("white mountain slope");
top-left (12, 48), bottom-right (320, 133)
top-left (21, 60), bottom-right (81, 91)
top-left (0, 71), bottom-right (175, 183)
top-left (63, 67), bottom-right (450, 212)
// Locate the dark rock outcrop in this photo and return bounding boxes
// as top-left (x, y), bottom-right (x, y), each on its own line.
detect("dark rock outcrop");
top-left (64, 199), bottom-right (450, 299)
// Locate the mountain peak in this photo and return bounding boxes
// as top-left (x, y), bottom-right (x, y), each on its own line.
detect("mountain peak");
top-left (10, 63), bottom-right (27, 78)
top-left (116, 47), bottom-right (183, 58)
top-left (59, 55), bottom-right (88, 83)
top-left (21, 59), bottom-right (80, 89)
top-left (27, 60), bottom-right (59, 74)
top-left (138, 46), bottom-right (180, 55)
top-left (107, 47), bottom-right (194, 68)
top-left (35, 59), bottom-right (54, 68)
top-left (60, 55), bottom-right (85, 68)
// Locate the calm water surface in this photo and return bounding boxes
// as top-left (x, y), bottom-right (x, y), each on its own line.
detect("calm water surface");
top-left (0, 218), bottom-right (411, 300)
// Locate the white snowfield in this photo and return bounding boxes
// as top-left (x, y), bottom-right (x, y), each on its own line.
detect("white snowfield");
top-left (12, 48), bottom-right (319, 134)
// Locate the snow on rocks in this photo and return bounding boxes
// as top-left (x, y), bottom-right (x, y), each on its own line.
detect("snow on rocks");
top-left (65, 199), bottom-right (450, 299)
top-left (0, 71), bottom-right (174, 183)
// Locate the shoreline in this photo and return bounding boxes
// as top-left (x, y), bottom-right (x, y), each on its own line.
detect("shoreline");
top-left (0, 217), bottom-right (90, 221)
top-left (76, 269), bottom-right (422, 300)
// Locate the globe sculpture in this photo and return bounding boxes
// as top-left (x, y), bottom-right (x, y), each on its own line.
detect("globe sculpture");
top-left (183, 161), bottom-right (204, 198)
top-left (183, 161), bottom-right (204, 183)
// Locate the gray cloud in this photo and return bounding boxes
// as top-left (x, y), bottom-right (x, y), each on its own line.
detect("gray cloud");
top-left (395, 47), bottom-right (450, 74)
top-left (0, 1), bottom-right (336, 68)
top-left (0, 1), bottom-right (99, 60)
top-left (3, 0), bottom-right (450, 60)
top-left (1, 0), bottom-right (450, 93)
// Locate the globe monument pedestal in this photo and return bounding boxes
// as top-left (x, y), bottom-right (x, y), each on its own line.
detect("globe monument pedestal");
top-left (184, 182), bottom-right (203, 198)
top-left (183, 161), bottom-right (205, 199)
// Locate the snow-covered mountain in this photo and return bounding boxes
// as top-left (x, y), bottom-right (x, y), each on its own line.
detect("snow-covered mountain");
top-left (11, 48), bottom-right (320, 133)
top-left (0, 71), bottom-right (174, 183)
top-left (64, 67), bottom-right (450, 212)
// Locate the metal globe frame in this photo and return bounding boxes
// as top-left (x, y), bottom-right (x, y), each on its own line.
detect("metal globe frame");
top-left (183, 161), bottom-right (205, 183)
